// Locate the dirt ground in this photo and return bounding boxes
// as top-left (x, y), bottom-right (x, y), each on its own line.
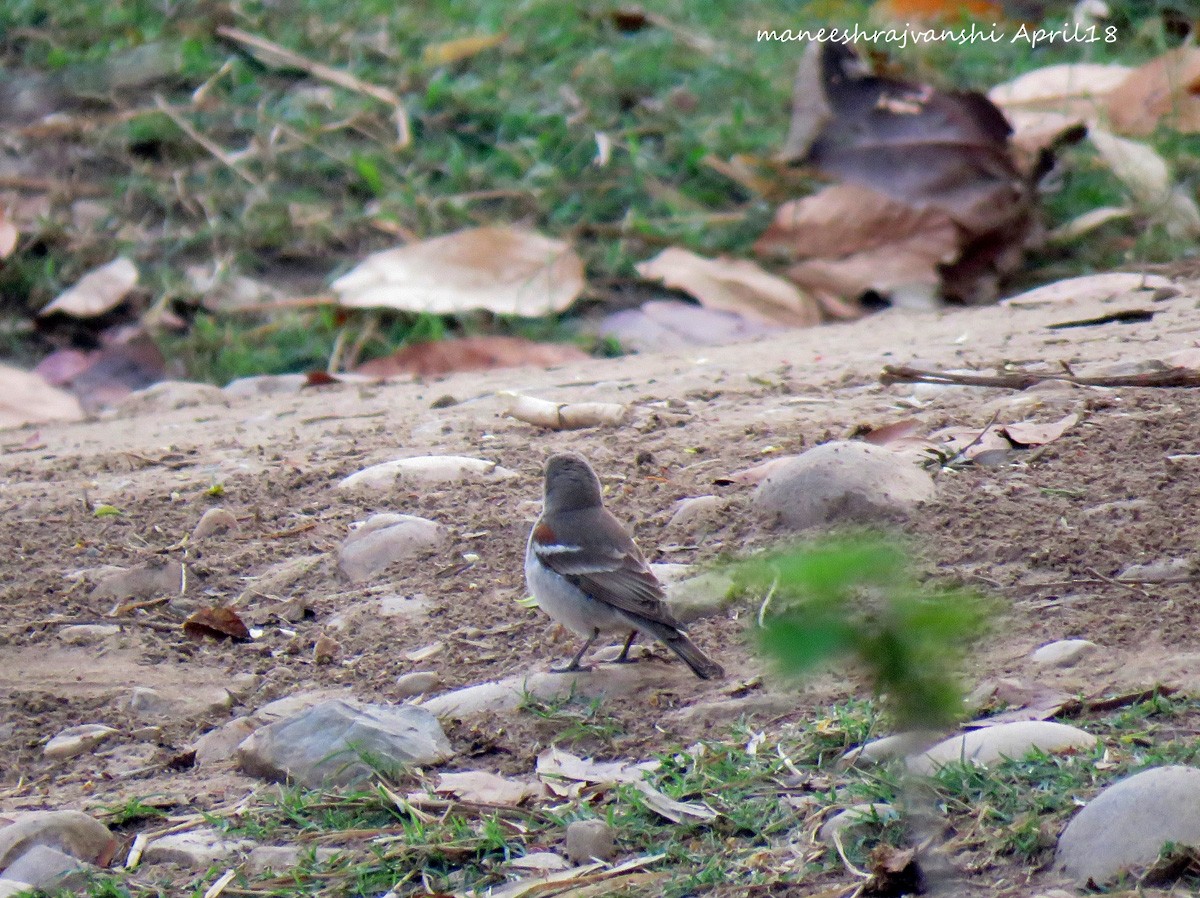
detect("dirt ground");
top-left (3, 272), bottom-right (1200, 892)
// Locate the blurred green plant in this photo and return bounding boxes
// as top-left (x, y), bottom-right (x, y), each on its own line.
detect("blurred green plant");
top-left (735, 533), bottom-right (993, 730)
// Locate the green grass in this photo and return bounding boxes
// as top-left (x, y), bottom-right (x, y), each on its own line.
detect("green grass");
top-left (3, 2), bottom-right (1198, 379)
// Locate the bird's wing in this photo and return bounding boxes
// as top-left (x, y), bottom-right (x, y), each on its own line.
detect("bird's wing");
top-left (531, 511), bottom-right (682, 629)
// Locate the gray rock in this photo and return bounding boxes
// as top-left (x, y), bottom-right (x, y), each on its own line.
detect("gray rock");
top-left (842, 731), bottom-right (940, 767)
top-left (191, 507), bottom-right (239, 541)
top-left (236, 698), bottom-right (452, 788)
top-left (141, 828), bottom-right (254, 869)
top-left (564, 820), bottom-right (616, 863)
top-left (58, 624), bottom-right (121, 645)
top-left (243, 845), bottom-right (339, 874)
top-left (1056, 766), bottom-right (1200, 883)
top-left (193, 717), bottom-right (257, 766)
top-left (127, 685), bottom-right (232, 721)
top-left (338, 514), bottom-right (445, 583)
top-left (664, 570), bottom-right (737, 623)
top-left (1117, 558), bottom-right (1192, 583)
top-left (818, 803), bottom-right (898, 845)
top-left (0, 844), bottom-right (90, 889)
top-left (752, 441), bottom-right (936, 530)
top-left (394, 672), bottom-right (440, 699)
top-left (338, 456), bottom-right (516, 492)
top-left (223, 374), bottom-right (308, 399)
top-left (91, 561), bottom-right (182, 601)
top-left (665, 495), bottom-right (725, 534)
top-left (117, 381), bottom-right (227, 416)
top-left (44, 724), bottom-right (118, 759)
top-left (908, 721), bottom-right (1097, 775)
top-left (1032, 639), bottom-right (1098, 668)
top-left (0, 811), bottom-right (116, 870)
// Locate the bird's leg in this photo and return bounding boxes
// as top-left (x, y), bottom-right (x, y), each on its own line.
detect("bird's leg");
top-left (551, 628), bottom-right (600, 673)
top-left (613, 630), bottom-right (639, 663)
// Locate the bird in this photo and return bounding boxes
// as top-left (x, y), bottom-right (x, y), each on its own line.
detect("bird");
top-left (524, 452), bottom-right (724, 680)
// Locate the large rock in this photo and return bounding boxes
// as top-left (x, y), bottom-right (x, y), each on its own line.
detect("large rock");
top-left (752, 441), bottom-right (935, 530)
top-left (141, 828), bottom-right (254, 869)
top-left (0, 811), bottom-right (116, 871)
top-left (236, 699), bottom-right (452, 787)
top-left (338, 514), bottom-right (445, 583)
top-left (908, 721), bottom-right (1097, 775)
top-left (1056, 766), bottom-right (1200, 884)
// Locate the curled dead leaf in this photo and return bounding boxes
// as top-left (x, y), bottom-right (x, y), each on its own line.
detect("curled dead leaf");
top-left (183, 606), bottom-right (251, 642)
top-left (1002, 413), bottom-right (1078, 447)
top-left (40, 257), bottom-right (139, 318)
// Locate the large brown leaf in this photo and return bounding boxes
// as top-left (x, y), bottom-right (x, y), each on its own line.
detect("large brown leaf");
top-left (1107, 47), bottom-right (1200, 136)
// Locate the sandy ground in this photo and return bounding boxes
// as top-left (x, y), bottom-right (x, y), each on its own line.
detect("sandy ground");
top-left (2, 271), bottom-right (1199, 892)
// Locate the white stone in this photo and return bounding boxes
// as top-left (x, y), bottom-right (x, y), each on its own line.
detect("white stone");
top-left (191, 507), bottom-right (239, 541)
top-left (0, 844), bottom-right (90, 890)
top-left (394, 672), bottom-right (439, 699)
top-left (223, 374), bottom-right (307, 398)
top-left (57, 624), bottom-right (121, 645)
top-left (141, 828), bottom-right (254, 869)
top-left (44, 724), bottom-right (118, 759)
top-left (1031, 639), bottom-right (1098, 667)
top-left (1117, 558), bottom-right (1192, 582)
top-left (564, 820), bottom-right (616, 863)
top-left (665, 495), bottom-right (724, 533)
top-left (752, 441), bottom-right (936, 530)
top-left (337, 455), bottom-right (516, 492)
top-left (1056, 766), bottom-right (1200, 883)
top-left (908, 721), bottom-right (1097, 775)
top-left (0, 811), bottom-right (115, 870)
top-left (338, 514), bottom-right (445, 583)
top-left (842, 731), bottom-right (940, 767)
top-left (664, 570), bottom-right (736, 622)
top-left (818, 803), bottom-right (898, 845)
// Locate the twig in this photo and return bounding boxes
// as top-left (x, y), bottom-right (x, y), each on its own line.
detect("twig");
top-left (831, 830), bottom-right (871, 879)
top-left (756, 573), bottom-right (779, 629)
top-left (880, 364), bottom-right (1200, 390)
top-left (153, 95), bottom-right (261, 186)
top-left (216, 25), bottom-right (410, 147)
top-left (940, 410), bottom-right (1002, 468)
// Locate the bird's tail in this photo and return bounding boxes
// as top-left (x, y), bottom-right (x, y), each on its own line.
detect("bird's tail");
top-left (649, 624), bottom-right (724, 679)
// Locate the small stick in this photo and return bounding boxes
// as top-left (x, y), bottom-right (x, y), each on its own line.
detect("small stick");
top-left (154, 95), bottom-right (261, 187)
top-left (216, 25), bottom-right (410, 147)
top-left (881, 364), bottom-right (1200, 390)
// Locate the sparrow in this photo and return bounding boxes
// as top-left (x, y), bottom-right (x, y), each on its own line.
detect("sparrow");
top-left (525, 452), bottom-right (724, 680)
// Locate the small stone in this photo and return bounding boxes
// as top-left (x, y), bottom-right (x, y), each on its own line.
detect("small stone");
top-left (508, 851), bottom-right (570, 871)
top-left (0, 844), bottom-right (90, 890)
top-left (394, 671), bottom-right (439, 699)
top-left (91, 561), bottom-right (183, 601)
top-left (191, 507), bottom-right (239, 541)
top-left (58, 624), bottom-right (121, 645)
top-left (338, 514), bottom-right (445, 583)
top-left (818, 803), bottom-right (899, 845)
top-left (44, 724), bottom-right (118, 760)
top-left (141, 827), bottom-right (254, 869)
top-left (1056, 765), bottom-right (1200, 883)
top-left (908, 721), bottom-right (1097, 775)
top-left (0, 811), bottom-right (116, 870)
top-left (227, 673), bottom-right (260, 701)
top-left (664, 570), bottom-right (736, 623)
top-left (126, 685), bottom-right (232, 721)
top-left (338, 455), bottom-right (516, 492)
top-left (117, 381), bottom-right (228, 416)
top-left (0, 881), bottom-right (34, 897)
top-left (242, 845), bottom-right (339, 874)
top-left (236, 698), bottom-right (453, 788)
top-left (223, 374), bottom-right (307, 399)
top-left (193, 717), bottom-right (258, 766)
top-left (1031, 639), bottom-right (1098, 667)
top-left (313, 634), bottom-right (340, 664)
top-left (665, 495), bottom-right (725, 534)
top-left (752, 441), bottom-right (935, 530)
top-left (564, 820), bottom-right (616, 863)
top-left (130, 726), bottom-right (164, 741)
top-left (1117, 557), bottom-right (1192, 583)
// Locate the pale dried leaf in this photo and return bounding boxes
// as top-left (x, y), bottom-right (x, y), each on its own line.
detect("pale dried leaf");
top-left (422, 33), bottom-right (505, 66)
top-left (1047, 206), bottom-right (1134, 243)
top-left (1106, 47), bottom-right (1200, 136)
top-left (1003, 413), bottom-right (1078, 447)
top-left (1090, 128), bottom-right (1200, 238)
top-left (535, 747), bottom-right (655, 786)
top-left (597, 299), bottom-right (775, 351)
top-left (929, 425), bottom-right (1010, 460)
top-left (355, 335), bottom-right (587, 378)
top-left (0, 364), bottom-right (85, 429)
top-left (434, 770), bottom-right (545, 806)
top-left (632, 781), bottom-right (717, 823)
top-left (507, 852), bottom-right (570, 872)
top-left (40, 257), bottom-right (138, 318)
top-left (333, 226), bottom-right (584, 317)
top-left (636, 247), bottom-right (819, 327)
top-left (988, 63), bottom-right (1131, 140)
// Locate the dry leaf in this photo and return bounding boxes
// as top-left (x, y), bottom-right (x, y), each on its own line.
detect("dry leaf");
top-left (930, 424), bottom-right (1010, 460)
top-left (861, 419), bottom-right (922, 446)
top-left (632, 781), bottom-right (717, 823)
top-left (355, 335), bottom-right (587, 378)
top-left (597, 299), bottom-right (775, 352)
top-left (0, 205), bottom-right (16, 258)
top-left (636, 247), bottom-right (819, 328)
top-left (988, 62), bottom-right (1133, 138)
top-left (183, 607), bottom-right (251, 642)
top-left (40, 257), bottom-right (138, 318)
top-left (1089, 128), bottom-right (1200, 238)
top-left (333, 226), bottom-right (584, 317)
top-left (422, 33), bottom-right (505, 66)
top-left (434, 770), bottom-right (545, 806)
top-left (535, 747), bottom-right (655, 786)
top-left (1002, 413), bottom-right (1078, 447)
top-left (0, 364), bottom-right (85, 429)
top-left (1107, 47), bottom-right (1200, 136)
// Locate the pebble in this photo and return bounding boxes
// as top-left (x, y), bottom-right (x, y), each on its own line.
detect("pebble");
top-left (663, 570), bottom-right (736, 623)
top-left (126, 685), bottom-right (233, 721)
top-left (564, 820), bottom-right (617, 863)
top-left (141, 827), bottom-right (254, 869)
top-left (907, 721), bottom-right (1097, 775)
top-left (90, 561), bottom-right (183, 601)
top-left (192, 717), bottom-right (257, 766)
top-left (1031, 639), bottom-right (1098, 667)
top-left (236, 698), bottom-right (453, 788)
top-left (338, 514), bottom-right (445, 583)
top-left (818, 803), bottom-right (899, 845)
top-left (57, 624), bottom-right (121, 645)
top-left (237, 553), bottom-right (327, 605)
top-left (191, 507), bottom-right (239, 541)
top-left (394, 671), bottom-right (439, 699)
top-left (44, 724), bottom-right (118, 760)
top-left (0, 810), bottom-right (116, 870)
top-left (242, 845), bottom-right (339, 874)
top-left (1056, 765), bottom-right (1200, 884)
top-left (752, 441), bottom-right (936, 530)
top-left (664, 495), bottom-right (725, 534)
top-left (337, 455), bottom-right (516, 492)
top-left (222, 374), bottom-right (308, 398)
top-left (1117, 557), bottom-right (1192, 583)
top-left (0, 844), bottom-right (90, 890)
